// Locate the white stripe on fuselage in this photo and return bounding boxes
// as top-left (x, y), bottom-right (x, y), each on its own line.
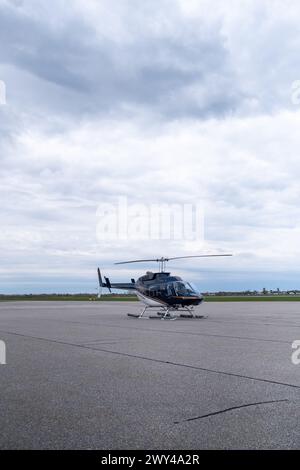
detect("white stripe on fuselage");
top-left (136, 290), bottom-right (167, 307)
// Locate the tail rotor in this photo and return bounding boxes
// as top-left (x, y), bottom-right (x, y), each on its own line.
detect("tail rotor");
top-left (97, 268), bottom-right (103, 298)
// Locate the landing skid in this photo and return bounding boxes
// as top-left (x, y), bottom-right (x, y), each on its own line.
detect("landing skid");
top-left (127, 305), bottom-right (205, 320)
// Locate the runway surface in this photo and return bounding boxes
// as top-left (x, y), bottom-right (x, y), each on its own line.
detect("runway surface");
top-left (0, 300), bottom-right (300, 449)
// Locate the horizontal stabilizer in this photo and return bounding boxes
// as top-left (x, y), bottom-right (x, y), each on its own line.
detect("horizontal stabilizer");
top-left (97, 268), bottom-right (135, 295)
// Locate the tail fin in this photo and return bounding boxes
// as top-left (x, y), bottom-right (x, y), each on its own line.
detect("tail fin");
top-left (97, 268), bottom-right (112, 297)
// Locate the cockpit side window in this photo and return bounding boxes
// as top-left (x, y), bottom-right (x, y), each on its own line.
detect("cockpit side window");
top-left (175, 282), bottom-right (186, 295)
top-left (167, 284), bottom-right (175, 296)
top-left (173, 281), bottom-right (197, 296)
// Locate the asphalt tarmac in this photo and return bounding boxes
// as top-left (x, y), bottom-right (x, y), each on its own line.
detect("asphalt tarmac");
top-left (0, 300), bottom-right (299, 449)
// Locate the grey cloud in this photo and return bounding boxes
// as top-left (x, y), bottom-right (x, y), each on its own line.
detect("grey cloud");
top-left (0, 6), bottom-right (92, 91)
top-left (0, 1), bottom-right (241, 120)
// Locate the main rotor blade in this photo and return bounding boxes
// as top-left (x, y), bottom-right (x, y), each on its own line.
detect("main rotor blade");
top-left (115, 254), bottom-right (232, 265)
top-left (115, 258), bottom-right (162, 265)
top-left (167, 254), bottom-right (233, 261)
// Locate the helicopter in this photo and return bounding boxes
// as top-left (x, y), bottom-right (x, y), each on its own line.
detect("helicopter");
top-left (97, 254), bottom-right (232, 320)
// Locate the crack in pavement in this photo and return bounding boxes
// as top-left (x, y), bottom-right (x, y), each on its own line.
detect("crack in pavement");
top-left (174, 399), bottom-right (290, 424)
top-left (0, 328), bottom-right (300, 391)
top-left (32, 318), bottom-right (293, 345)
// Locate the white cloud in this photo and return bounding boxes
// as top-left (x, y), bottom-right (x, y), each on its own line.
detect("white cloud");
top-left (1, 0), bottom-right (300, 292)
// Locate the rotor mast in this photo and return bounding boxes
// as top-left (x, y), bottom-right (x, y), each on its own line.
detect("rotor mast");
top-left (158, 257), bottom-right (167, 273)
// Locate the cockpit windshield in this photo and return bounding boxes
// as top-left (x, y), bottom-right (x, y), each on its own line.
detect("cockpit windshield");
top-left (173, 281), bottom-right (198, 296)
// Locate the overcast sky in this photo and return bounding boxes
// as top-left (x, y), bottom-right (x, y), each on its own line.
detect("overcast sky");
top-left (1, 0), bottom-right (300, 293)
